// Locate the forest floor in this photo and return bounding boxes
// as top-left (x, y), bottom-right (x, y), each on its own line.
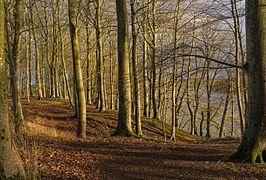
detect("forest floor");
top-left (11, 98), bottom-right (266, 180)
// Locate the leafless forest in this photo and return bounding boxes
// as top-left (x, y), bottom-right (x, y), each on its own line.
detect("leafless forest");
top-left (0, 0), bottom-right (265, 179)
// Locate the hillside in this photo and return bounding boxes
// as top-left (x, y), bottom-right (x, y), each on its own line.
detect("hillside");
top-left (11, 98), bottom-right (266, 179)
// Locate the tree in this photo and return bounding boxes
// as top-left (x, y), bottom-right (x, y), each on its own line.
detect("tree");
top-left (130, 0), bottom-right (142, 136)
top-left (68, 0), bottom-right (87, 138)
top-left (231, 0), bottom-right (266, 163)
top-left (5, 0), bottom-right (25, 133)
top-left (170, 0), bottom-right (182, 140)
top-left (141, 15), bottom-right (149, 118)
top-left (0, 1), bottom-right (24, 177)
top-left (150, 0), bottom-right (158, 120)
top-left (50, 0), bottom-right (60, 98)
top-left (95, 0), bottom-right (106, 112)
top-left (231, 0), bottom-right (245, 136)
top-left (29, 0), bottom-right (43, 99)
top-left (114, 0), bottom-right (135, 137)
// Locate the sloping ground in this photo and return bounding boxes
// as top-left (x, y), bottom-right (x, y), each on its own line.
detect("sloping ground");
top-left (12, 98), bottom-right (266, 179)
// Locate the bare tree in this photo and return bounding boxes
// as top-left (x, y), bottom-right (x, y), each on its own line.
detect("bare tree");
top-left (231, 0), bottom-right (266, 163)
top-left (5, 0), bottom-right (25, 133)
top-left (0, 0), bottom-right (25, 177)
top-left (68, 0), bottom-right (87, 138)
top-left (114, 0), bottom-right (135, 137)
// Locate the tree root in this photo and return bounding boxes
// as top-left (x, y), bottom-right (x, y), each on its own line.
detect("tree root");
top-left (230, 139), bottom-right (265, 163)
top-left (113, 129), bottom-right (138, 138)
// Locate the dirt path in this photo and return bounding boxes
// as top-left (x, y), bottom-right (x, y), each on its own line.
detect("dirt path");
top-left (17, 99), bottom-right (266, 179)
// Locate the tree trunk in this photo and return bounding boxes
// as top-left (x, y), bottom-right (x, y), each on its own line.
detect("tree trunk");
top-left (95, 0), bottom-right (106, 112)
top-left (219, 73), bottom-right (232, 138)
top-left (25, 35), bottom-right (30, 102)
top-left (231, 0), bottom-right (245, 136)
top-left (151, 0), bottom-right (158, 120)
top-left (130, 0), bottom-right (142, 137)
top-left (142, 21), bottom-right (149, 118)
top-left (86, 24), bottom-right (92, 105)
top-left (8, 0), bottom-right (24, 133)
top-left (114, 0), bottom-right (135, 137)
top-left (0, 2), bottom-right (25, 177)
top-left (231, 81), bottom-right (235, 137)
top-left (30, 1), bottom-right (43, 99)
top-left (68, 0), bottom-right (87, 138)
top-left (170, 0), bottom-right (181, 141)
top-left (59, 22), bottom-right (73, 105)
top-left (231, 0), bottom-right (266, 163)
top-left (109, 29), bottom-right (114, 110)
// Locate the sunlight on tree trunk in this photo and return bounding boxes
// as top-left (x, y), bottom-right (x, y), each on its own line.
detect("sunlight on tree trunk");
top-left (68, 0), bottom-right (87, 138)
top-left (231, 0), bottom-right (266, 163)
top-left (0, 1), bottom-right (25, 177)
top-left (114, 0), bottom-right (135, 137)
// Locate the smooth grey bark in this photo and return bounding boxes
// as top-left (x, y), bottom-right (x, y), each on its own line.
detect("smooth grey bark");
top-left (108, 28), bottom-right (114, 110)
top-left (114, 0), bottom-right (135, 137)
top-left (219, 71), bottom-right (232, 138)
top-left (59, 23), bottom-right (73, 106)
top-left (151, 0), bottom-right (158, 120)
top-left (86, 24), bottom-right (92, 105)
top-left (49, 0), bottom-right (60, 98)
top-left (95, 0), bottom-right (106, 112)
top-left (170, 1), bottom-right (181, 141)
top-left (7, 0), bottom-right (24, 133)
top-left (68, 0), bottom-right (87, 138)
top-left (130, 0), bottom-right (142, 136)
top-left (231, 0), bottom-right (266, 163)
top-left (142, 20), bottom-right (149, 118)
top-left (231, 0), bottom-right (245, 136)
top-left (29, 0), bottom-right (43, 99)
top-left (25, 34), bottom-right (30, 102)
top-left (0, 1), bottom-right (25, 177)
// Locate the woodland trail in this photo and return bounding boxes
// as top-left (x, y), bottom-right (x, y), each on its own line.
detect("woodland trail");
top-left (14, 99), bottom-right (266, 179)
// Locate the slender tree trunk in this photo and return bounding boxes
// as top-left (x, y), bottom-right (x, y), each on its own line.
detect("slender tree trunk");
top-left (142, 21), bottom-right (149, 118)
top-left (205, 60), bottom-right (211, 138)
top-left (41, 56), bottom-right (46, 98)
top-left (219, 73), bottom-right (232, 138)
top-left (170, 1), bottom-right (181, 141)
top-left (60, 24), bottom-right (73, 105)
top-left (130, 0), bottom-right (142, 136)
top-left (151, 0), bottom-right (158, 120)
top-left (26, 5), bottom-right (33, 97)
top-left (8, 0), bottom-right (24, 133)
top-left (231, 0), bottom-right (245, 136)
top-left (95, 0), bottom-right (106, 112)
top-left (26, 35), bottom-right (30, 102)
top-left (109, 33), bottom-right (114, 109)
top-left (187, 57), bottom-right (194, 135)
top-left (68, 0), bottom-right (87, 138)
top-left (200, 112), bottom-right (205, 136)
top-left (114, 0), bottom-right (135, 137)
top-left (231, 80), bottom-right (235, 137)
top-left (30, 1), bottom-right (43, 99)
top-left (86, 24), bottom-right (92, 105)
top-left (0, 2), bottom-right (25, 177)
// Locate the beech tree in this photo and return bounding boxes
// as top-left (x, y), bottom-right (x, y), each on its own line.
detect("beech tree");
top-left (68, 0), bottom-right (87, 138)
top-left (130, 0), bottom-right (142, 136)
top-left (95, 0), bottom-right (106, 112)
top-left (114, 0), bottom-right (135, 136)
top-left (5, 0), bottom-right (25, 133)
top-left (0, 1), bottom-right (24, 177)
top-left (231, 0), bottom-right (245, 136)
top-left (232, 0), bottom-right (266, 163)
top-left (29, 0), bottom-right (43, 99)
